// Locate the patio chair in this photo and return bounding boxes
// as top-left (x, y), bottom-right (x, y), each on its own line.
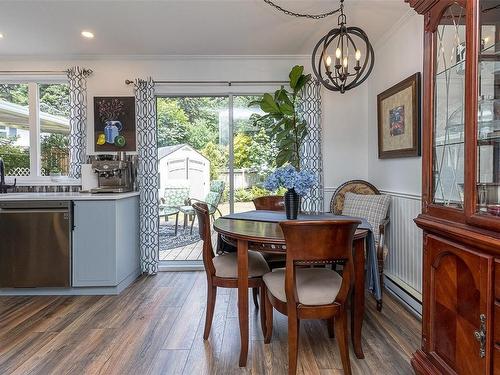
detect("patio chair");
top-left (180, 180), bottom-right (225, 235)
top-left (159, 185), bottom-right (190, 236)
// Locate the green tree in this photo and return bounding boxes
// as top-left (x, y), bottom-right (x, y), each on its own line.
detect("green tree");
top-left (39, 84), bottom-right (70, 117)
top-left (157, 99), bottom-right (190, 147)
top-left (201, 141), bottom-right (228, 180)
top-left (41, 133), bottom-right (69, 174)
top-left (233, 133), bottom-right (253, 168)
top-left (187, 118), bottom-right (218, 150)
top-left (0, 137), bottom-right (29, 174)
top-left (0, 84), bottom-right (29, 106)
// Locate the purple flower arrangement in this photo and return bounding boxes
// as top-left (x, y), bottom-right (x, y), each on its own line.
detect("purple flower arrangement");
top-left (264, 165), bottom-right (317, 196)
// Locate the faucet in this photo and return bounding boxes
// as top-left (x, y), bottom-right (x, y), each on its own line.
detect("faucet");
top-left (0, 158), bottom-right (16, 193)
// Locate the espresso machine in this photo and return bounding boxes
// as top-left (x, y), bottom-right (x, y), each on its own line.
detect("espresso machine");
top-left (90, 157), bottom-right (134, 193)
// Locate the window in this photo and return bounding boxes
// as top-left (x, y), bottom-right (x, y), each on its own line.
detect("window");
top-left (0, 81), bottom-right (70, 178)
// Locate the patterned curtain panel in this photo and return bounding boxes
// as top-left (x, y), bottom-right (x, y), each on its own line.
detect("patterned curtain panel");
top-left (66, 67), bottom-right (92, 178)
top-left (134, 78), bottom-right (159, 275)
top-left (299, 79), bottom-right (324, 213)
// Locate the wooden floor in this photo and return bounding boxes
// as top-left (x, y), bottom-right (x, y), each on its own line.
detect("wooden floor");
top-left (0, 272), bottom-right (420, 375)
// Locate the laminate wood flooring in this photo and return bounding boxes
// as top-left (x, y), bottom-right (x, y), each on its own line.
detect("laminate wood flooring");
top-left (0, 272), bottom-right (420, 374)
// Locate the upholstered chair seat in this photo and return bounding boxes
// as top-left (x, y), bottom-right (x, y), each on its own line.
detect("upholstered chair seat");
top-left (263, 268), bottom-right (342, 305)
top-left (213, 251), bottom-right (270, 279)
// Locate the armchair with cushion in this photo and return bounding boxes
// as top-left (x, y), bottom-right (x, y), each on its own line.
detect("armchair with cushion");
top-left (330, 180), bottom-right (390, 311)
top-left (180, 180), bottom-right (225, 234)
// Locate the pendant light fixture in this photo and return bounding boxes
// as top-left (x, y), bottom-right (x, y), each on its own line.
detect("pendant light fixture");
top-left (311, 0), bottom-right (374, 93)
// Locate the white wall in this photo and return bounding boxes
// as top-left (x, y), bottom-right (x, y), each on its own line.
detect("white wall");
top-left (367, 13), bottom-right (424, 196)
top-left (365, 12), bottom-right (425, 304)
top-left (0, 56), bottom-right (369, 188)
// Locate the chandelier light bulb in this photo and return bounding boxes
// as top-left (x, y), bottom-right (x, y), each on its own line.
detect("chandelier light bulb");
top-left (335, 48), bottom-right (342, 59)
top-left (326, 55), bottom-right (332, 67)
top-left (355, 50), bottom-right (361, 61)
top-left (343, 56), bottom-right (348, 68)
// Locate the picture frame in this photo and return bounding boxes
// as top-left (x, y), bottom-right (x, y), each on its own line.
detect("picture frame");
top-left (94, 96), bottom-right (136, 152)
top-left (377, 73), bottom-right (421, 159)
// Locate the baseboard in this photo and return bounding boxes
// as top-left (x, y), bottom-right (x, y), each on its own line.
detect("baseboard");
top-left (384, 275), bottom-right (422, 319)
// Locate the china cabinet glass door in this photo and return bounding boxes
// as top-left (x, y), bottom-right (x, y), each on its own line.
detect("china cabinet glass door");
top-left (476, 0), bottom-right (500, 217)
top-left (433, 3), bottom-right (467, 208)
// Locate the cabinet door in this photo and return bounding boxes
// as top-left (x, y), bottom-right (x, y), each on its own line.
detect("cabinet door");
top-left (425, 235), bottom-right (491, 374)
top-left (72, 201), bottom-right (117, 287)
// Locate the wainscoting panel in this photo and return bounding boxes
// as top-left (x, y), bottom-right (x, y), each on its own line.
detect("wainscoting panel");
top-left (324, 188), bottom-right (423, 305)
top-left (382, 191), bottom-right (422, 301)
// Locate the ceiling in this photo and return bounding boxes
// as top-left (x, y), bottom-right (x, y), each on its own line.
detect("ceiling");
top-left (0, 0), bottom-right (411, 57)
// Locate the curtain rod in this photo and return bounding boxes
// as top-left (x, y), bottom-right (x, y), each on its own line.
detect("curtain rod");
top-left (124, 79), bottom-right (289, 86)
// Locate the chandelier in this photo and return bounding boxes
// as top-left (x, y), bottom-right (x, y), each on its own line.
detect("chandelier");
top-left (264, 0), bottom-right (374, 94)
top-left (311, 0), bottom-right (374, 93)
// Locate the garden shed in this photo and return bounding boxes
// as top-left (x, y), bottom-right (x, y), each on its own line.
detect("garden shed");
top-left (157, 144), bottom-right (210, 200)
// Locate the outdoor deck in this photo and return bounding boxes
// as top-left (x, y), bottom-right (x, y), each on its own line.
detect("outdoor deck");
top-left (159, 201), bottom-right (254, 262)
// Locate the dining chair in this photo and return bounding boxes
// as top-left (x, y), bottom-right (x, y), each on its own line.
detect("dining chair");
top-left (192, 202), bottom-right (270, 341)
top-left (252, 195), bottom-right (287, 270)
top-left (253, 195), bottom-right (285, 211)
top-left (262, 219), bottom-right (361, 375)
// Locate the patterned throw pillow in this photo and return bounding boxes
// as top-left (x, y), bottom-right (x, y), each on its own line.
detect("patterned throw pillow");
top-left (342, 192), bottom-right (390, 242)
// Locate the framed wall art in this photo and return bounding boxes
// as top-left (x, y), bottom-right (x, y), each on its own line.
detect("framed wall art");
top-left (94, 96), bottom-right (136, 152)
top-left (377, 73), bottom-right (421, 158)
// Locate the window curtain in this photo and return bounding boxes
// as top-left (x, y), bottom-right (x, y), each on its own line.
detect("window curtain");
top-left (299, 79), bottom-right (324, 213)
top-left (134, 78), bottom-right (159, 275)
top-left (66, 67), bottom-right (92, 178)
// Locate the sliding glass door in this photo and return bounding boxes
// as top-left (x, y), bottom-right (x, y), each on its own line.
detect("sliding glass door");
top-left (156, 94), bottom-right (279, 265)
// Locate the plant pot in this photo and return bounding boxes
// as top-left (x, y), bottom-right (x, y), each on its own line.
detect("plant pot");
top-left (284, 188), bottom-right (300, 220)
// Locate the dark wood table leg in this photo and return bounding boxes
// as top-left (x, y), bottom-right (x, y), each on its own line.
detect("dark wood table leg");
top-left (351, 237), bottom-right (365, 359)
top-left (237, 239), bottom-right (249, 367)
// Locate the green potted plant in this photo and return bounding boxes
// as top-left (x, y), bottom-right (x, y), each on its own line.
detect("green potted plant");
top-left (249, 65), bottom-right (311, 171)
top-left (250, 65), bottom-right (316, 218)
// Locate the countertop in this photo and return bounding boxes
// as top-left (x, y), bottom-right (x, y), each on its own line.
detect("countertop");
top-left (0, 191), bottom-right (140, 201)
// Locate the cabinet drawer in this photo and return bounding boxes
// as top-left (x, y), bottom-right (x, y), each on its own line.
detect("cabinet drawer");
top-left (496, 260), bottom-right (500, 299)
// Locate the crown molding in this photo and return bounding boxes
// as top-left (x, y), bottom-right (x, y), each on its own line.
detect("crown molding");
top-left (0, 54), bottom-right (312, 62)
top-left (373, 7), bottom-right (420, 49)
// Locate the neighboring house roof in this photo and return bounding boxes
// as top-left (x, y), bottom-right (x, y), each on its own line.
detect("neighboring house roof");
top-left (157, 143), bottom-right (208, 161)
top-left (0, 100), bottom-right (70, 134)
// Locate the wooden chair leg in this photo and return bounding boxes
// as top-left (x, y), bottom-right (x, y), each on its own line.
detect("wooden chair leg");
top-left (327, 317), bottom-right (335, 338)
top-left (252, 288), bottom-right (259, 310)
top-left (334, 309), bottom-right (352, 375)
top-left (288, 313), bottom-right (300, 375)
top-left (377, 245), bottom-right (384, 312)
top-left (259, 286), bottom-right (267, 338)
top-left (203, 284), bottom-right (217, 340)
top-left (264, 288), bottom-right (273, 344)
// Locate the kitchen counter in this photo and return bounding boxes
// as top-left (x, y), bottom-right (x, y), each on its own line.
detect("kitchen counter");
top-left (0, 191), bottom-right (140, 201)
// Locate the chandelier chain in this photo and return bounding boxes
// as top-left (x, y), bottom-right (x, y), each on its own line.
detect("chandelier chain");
top-left (263, 0), bottom-right (342, 19)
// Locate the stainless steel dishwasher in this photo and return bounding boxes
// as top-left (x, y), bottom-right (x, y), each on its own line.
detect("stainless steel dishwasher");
top-left (0, 201), bottom-right (72, 288)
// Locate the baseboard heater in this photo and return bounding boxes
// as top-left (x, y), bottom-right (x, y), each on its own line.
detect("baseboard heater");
top-left (384, 274), bottom-right (422, 319)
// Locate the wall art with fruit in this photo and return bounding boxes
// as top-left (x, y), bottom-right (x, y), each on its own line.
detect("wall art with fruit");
top-left (94, 96), bottom-right (136, 151)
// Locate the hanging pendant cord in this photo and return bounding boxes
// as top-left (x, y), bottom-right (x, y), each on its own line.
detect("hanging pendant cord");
top-left (263, 0), bottom-right (341, 19)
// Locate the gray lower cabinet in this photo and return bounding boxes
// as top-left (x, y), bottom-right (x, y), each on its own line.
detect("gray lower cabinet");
top-left (72, 196), bottom-right (140, 287)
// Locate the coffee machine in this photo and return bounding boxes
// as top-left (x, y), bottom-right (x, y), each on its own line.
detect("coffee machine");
top-left (90, 158), bottom-right (134, 193)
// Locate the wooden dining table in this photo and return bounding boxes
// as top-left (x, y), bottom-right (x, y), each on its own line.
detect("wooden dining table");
top-left (213, 215), bottom-right (369, 367)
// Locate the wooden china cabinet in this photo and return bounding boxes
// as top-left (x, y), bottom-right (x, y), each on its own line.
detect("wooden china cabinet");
top-left (406, 0), bottom-right (500, 374)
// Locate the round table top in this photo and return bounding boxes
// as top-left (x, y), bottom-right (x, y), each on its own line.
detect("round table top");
top-left (213, 216), bottom-right (368, 245)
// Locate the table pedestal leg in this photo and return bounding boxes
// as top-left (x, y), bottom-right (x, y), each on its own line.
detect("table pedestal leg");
top-left (351, 237), bottom-right (365, 359)
top-left (237, 239), bottom-right (249, 367)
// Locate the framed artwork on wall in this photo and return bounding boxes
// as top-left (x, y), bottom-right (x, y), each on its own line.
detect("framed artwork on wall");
top-left (94, 96), bottom-right (136, 152)
top-left (377, 73), bottom-right (421, 159)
